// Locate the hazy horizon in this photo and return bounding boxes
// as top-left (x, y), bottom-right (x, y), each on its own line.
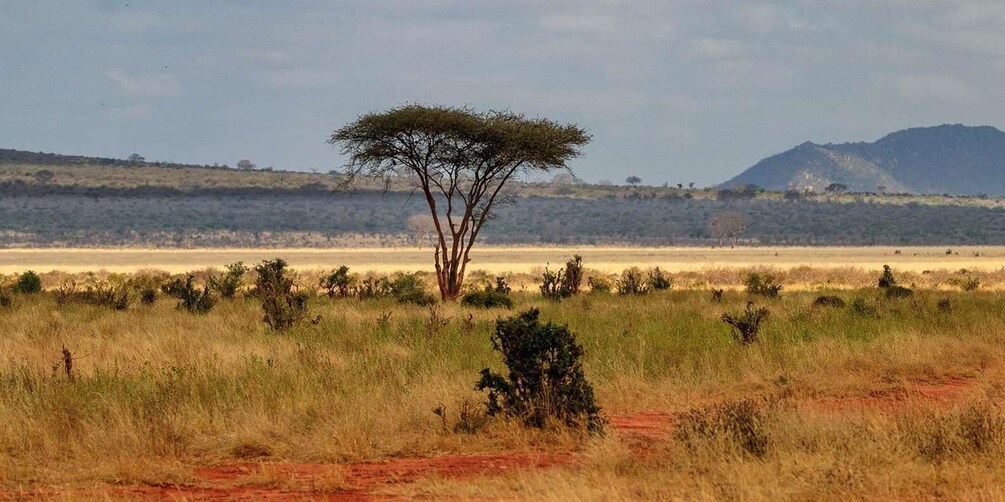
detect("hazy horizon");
top-left (3, 1), bottom-right (1003, 185)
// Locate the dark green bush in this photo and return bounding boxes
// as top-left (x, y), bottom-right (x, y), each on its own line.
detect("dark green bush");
top-left (813, 295), bottom-right (846, 308)
top-left (14, 271), bottom-right (42, 294)
top-left (254, 259), bottom-right (308, 330)
top-left (477, 309), bottom-right (604, 433)
top-left (211, 261), bottom-right (249, 299)
top-left (616, 267), bottom-right (649, 295)
top-left (390, 273), bottom-right (436, 306)
top-left (647, 267), bottom-right (672, 291)
top-left (744, 272), bottom-right (782, 297)
top-left (176, 276), bottom-right (215, 314)
top-left (878, 265), bottom-right (897, 289)
top-left (540, 256), bottom-right (584, 300)
top-left (321, 265), bottom-right (355, 298)
top-left (140, 287), bottom-right (157, 305)
top-left (354, 276), bottom-right (392, 300)
top-left (886, 285), bottom-right (914, 299)
top-left (722, 302), bottom-right (769, 345)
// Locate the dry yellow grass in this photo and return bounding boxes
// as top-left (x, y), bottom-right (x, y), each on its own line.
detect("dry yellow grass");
top-left (2, 245), bottom-right (1004, 275)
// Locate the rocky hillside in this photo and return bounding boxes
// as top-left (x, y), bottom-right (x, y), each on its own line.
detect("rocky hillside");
top-left (724, 125), bottom-right (1005, 195)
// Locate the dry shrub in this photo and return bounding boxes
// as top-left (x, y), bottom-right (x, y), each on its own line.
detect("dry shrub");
top-left (675, 397), bottom-right (780, 458)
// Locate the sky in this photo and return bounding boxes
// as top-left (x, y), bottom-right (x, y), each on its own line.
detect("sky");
top-left (2, 1), bottom-right (1004, 186)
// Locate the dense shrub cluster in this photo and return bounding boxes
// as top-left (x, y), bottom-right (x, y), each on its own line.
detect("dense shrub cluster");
top-left (540, 255), bottom-right (584, 300)
top-left (254, 259), bottom-right (308, 330)
top-left (462, 277), bottom-right (513, 309)
top-left (477, 309), bottom-right (604, 433)
top-left (744, 272), bottom-right (782, 297)
top-left (14, 271), bottom-right (42, 294)
top-left (210, 262), bottom-right (248, 299)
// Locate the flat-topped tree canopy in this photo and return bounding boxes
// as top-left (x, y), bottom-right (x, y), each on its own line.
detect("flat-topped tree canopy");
top-left (329, 104), bottom-right (590, 300)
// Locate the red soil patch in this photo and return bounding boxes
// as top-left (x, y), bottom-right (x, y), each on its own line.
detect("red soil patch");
top-left (809, 377), bottom-right (978, 413)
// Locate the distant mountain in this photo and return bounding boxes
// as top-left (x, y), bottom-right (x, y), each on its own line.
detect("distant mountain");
top-left (723, 125), bottom-right (1005, 195)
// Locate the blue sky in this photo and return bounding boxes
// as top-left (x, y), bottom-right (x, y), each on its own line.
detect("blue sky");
top-left (2, 1), bottom-right (1003, 185)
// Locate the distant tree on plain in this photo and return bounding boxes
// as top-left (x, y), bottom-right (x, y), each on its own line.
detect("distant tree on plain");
top-left (709, 211), bottom-right (751, 247)
top-left (625, 175), bottom-right (642, 186)
top-left (551, 172), bottom-right (577, 185)
top-left (127, 153), bottom-right (145, 164)
top-left (33, 170), bottom-right (55, 185)
top-left (330, 104), bottom-right (590, 300)
top-left (825, 182), bottom-right (848, 194)
top-left (406, 213), bottom-right (437, 247)
top-left (237, 159), bottom-right (257, 171)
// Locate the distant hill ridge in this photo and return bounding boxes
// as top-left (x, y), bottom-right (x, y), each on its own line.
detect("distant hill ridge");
top-left (724, 124), bottom-right (1005, 195)
top-left (0, 148), bottom-right (225, 170)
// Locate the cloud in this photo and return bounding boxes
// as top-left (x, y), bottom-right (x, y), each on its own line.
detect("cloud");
top-left (103, 70), bottom-right (180, 99)
top-left (893, 73), bottom-right (972, 103)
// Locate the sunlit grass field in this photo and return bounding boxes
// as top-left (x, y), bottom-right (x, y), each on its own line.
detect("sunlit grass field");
top-left (4, 245), bottom-right (1005, 275)
top-left (3, 265), bottom-right (1005, 498)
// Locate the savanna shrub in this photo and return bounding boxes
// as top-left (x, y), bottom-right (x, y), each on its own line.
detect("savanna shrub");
top-left (0, 288), bottom-right (12, 308)
top-left (87, 283), bottom-right (134, 311)
top-left (540, 256), bottom-right (584, 300)
top-left (321, 265), bottom-right (355, 298)
top-left (616, 267), bottom-right (649, 295)
top-left (211, 262), bottom-right (249, 299)
top-left (462, 290), bottom-right (513, 309)
top-left (744, 272), bottom-right (782, 297)
top-left (850, 297), bottom-right (879, 317)
top-left (722, 302), bottom-right (769, 345)
top-left (176, 276), bottom-right (215, 314)
top-left (937, 298), bottom-right (952, 313)
top-left (675, 398), bottom-right (774, 458)
top-left (878, 265), bottom-right (897, 289)
top-left (587, 276), bottom-right (611, 293)
top-left (885, 285), bottom-right (914, 299)
top-left (14, 271), bottom-right (42, 294)
top-left (477, 309), bottom-right (604, 433)
top-left (813, 295), bottom-right (846, 308)
top-left (140, 287), bottom-right (158, 305)
top-left (354, 276), bottom-right (392, 300)
top-left (254, 259), bottom-right (308, 330)
top-left (390, 273), bottom-right (436, 306)
top-left (647, 267), bottom-right (672, 291)
top-left (711, 289), bottom-right (725, 302)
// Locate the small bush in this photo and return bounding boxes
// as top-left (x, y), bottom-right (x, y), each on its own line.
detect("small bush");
top-left (587, 276), bottom-right (611, 293)
top-left (850, 297), bottom-right (879, 317)
top-left (93, 284), bottom-right (134, 311)
top-left (813, 295), bottom-right (846, 308)
top-left (140, 287), bottom-right (158, 305)
top-left (937, 298), bottom-right (952, 313)
top-left (885, 285), bottom-right (914, 299)
top-left (390, 274), bottom-right (436, 306)
top-left (647, 267), bottom-right (672, 291)
top-left (354, 276), bottom-right (392, 300)
top-left (710, 289), bottom-right (725, 302)
top-left (540, 255), bottom-right (584, 300)
top-left (954, 276), bottom-right (981, 292)
top-left (878, 265), bottom-right (897, 289)
top-left (0, 288), bottom-right (12, 308)
top-left (211, 262), bottom-right (249, 299)
top-left (321, 265), bottom-right (355, 298)
top-left (675, 398), bottom-right (774, 458)
top-left (908, 403), bottom-right (1004, 463)
top-left (616, 268), bottom-right (649, 295)
top-left (744, 272), bottom-right (782, 297)
top-left (254, 259), bottom-right (308, 330)
top-left (14, 271), bottom-right (42, 294)
top-left (462, 290), bottom-right (513, 309)
top-left (176, 276), bottom-right (215, 314)
top-left (477, 309), bottom-right (604, 433)
top-left (722, 302), bottom-right (769, 345)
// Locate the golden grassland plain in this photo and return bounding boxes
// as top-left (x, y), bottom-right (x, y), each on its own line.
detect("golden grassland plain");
top-left (3, 262), bottom-right (1005, 499)
top-left (3, 245), bottom-right (1005, 276)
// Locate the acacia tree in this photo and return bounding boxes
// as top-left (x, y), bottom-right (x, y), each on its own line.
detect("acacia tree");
top-left (330, 105), bottom-right (590, 300)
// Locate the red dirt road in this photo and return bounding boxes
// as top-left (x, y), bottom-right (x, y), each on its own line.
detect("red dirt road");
top-left (1, 378), bottom-right (978, 501)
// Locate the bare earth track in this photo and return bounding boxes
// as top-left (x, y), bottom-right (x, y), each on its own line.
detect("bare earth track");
top-left (2, 378), bottom-right (980, 501)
